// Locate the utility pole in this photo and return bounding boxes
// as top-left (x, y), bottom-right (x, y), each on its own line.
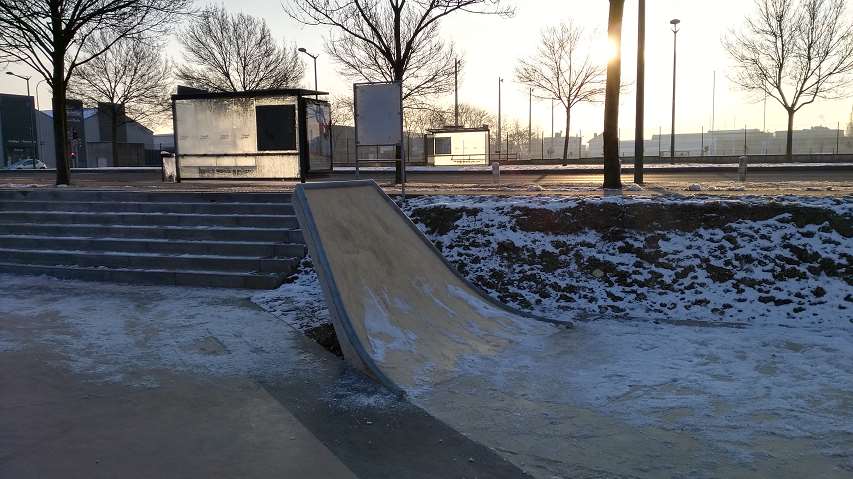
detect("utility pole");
top-left (711, 71), bottom-right (716, 155)
top-left (763, 91), bottom-right (767, 132)
top-left (670, 19), bottom-right (681, 159)
top-left (497, 78), bottom-right (503, 156)
top-left (549, 99), bottom-right (555, 160)
top-left (454, 59), bottom-right (460, 127)
top-left (528, 88), bottom-right (532, 158)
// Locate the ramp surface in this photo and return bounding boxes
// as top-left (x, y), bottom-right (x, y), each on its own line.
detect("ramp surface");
top-left (294, 181), bottom-right (563, 394)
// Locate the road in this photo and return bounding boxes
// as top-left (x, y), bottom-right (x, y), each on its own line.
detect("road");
top-left (331, 168), bottom-right (853, 185)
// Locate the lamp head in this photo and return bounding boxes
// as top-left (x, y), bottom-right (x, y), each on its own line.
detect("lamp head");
top-left (670, 19), bottom-right (681, 26)
top-left (298, 47), bottom-right (307, 53)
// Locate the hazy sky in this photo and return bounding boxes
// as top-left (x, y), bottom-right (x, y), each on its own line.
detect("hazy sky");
top-left (2, 0), bottom-right (852, 139)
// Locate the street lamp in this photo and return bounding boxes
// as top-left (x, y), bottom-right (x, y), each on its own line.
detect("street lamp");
top-left (35, 79), bottom-right (47, 110)
top-left (297, 47), bottom-right (319, 100)
top-left (669, 19), bottom-right (680, 159)
top-left (6, 72), bottom-right (38, 167)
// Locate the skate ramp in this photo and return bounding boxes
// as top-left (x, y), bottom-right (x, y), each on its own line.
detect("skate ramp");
top-left (294, 181), bottom-right (563, 395)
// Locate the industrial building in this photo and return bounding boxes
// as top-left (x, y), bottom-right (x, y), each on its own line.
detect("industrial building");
top-left (0, 93), bottom-right (39, 167)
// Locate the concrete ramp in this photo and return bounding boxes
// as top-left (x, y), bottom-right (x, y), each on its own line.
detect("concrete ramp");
top-left (294, 181), bottom-right (564, 395)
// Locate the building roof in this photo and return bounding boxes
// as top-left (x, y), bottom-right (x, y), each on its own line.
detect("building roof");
top-left (172, 88), bottom-right (329, 101)
top-left (39, 109), bottom-right (97, 120)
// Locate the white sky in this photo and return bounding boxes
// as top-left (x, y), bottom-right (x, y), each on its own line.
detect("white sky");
top-left (2, 0), bottom-right (852, 139)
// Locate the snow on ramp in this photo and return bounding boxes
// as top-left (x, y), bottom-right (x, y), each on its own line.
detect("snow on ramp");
top-left (293, 181), bottom-right (564, 394)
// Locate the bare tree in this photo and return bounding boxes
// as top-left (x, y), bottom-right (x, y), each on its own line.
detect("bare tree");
top-left (724, 0), bottom-right (853, 160)
top-left (414, 103), bottom-right (495, 130)
top-left (69, 33), bottom-right (172, 166)
top-left (176, 6), bottom-right (305, 92)
top-left (0, 0), bottom-right (191, 185)
top-left (516, 21), bottom-right (606, 162)
top-left (286, 0), bottom-right (513, 104)
top-left (603, 0), bottom-right (624, 189)
top-left (330, 95), bottom-right (355, 127)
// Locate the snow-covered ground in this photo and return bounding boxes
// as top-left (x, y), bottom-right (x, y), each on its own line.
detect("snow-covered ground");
top-left (254, 193), bottom-right (853, 477)
top-left (400, 194), bottom-right (851, 325)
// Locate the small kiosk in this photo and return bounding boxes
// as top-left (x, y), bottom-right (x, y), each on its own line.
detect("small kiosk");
top-left (424, 126), bottom-right (490, 166)
top-left (172, 88), bottom-right (332, 181)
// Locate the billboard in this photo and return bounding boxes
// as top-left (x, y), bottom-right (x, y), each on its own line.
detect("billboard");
top-left (354, 82), bottom-right (402, 146)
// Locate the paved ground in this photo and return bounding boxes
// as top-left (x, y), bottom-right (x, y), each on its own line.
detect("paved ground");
top-left (1, 167), bottom-right (851, 196)
top-left (0, 275), bottom-right (527, 478)
top-left (288, 182), bottom-right (853, 478)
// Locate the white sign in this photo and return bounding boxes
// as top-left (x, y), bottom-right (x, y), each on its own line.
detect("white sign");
top-left (354, 82), bottom-right (402, 146)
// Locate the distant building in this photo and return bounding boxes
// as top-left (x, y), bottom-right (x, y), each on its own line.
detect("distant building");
top-left (773, 126), bottom-right (843, 155)
top-left (584, 126), bottom-right (849, 159)
top-left (847, 105), bottom-right (853, 138)
top-left (38, 102), bottom-right (156, 167)
top-left (543, 134), bottom-right (583, 159)
top-left (153, 133), bottom-right (175, 153)
top-left (0, 93), bottom-right (39, 167)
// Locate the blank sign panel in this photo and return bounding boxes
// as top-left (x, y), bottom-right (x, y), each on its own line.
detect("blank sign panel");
top-left (354, 82), bottom-right (402, 146)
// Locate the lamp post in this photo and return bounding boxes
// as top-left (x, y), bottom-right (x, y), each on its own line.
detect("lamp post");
top-left (297, 48), bottom-right (319, 100)
top-left (669, 19), bottom-right (680, 160)
top-left (6, 72), bottom-right (38, 167)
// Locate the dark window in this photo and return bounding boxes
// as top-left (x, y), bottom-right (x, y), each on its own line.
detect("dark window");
top-left (434, 137), bottom-right (452, 155)
top-left (256, 105), bottom-right (296, 151)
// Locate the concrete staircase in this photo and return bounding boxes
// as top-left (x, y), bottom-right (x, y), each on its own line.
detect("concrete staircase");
top-left (0, 189), bottom-right (306, 289)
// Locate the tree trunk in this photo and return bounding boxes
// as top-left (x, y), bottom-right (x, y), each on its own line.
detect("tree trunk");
top-left (603, 0), bottom-right (625, 190)
top-left (786, 108), bottom-right (795, 161)
top-left (634, 0), bottom-right (645, 184)
top-left (562, 107), bottom-right (571, 164)
top-left (52, 56), bottom-right (70, 185)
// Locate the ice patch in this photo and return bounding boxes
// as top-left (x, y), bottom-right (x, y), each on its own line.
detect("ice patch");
top-left (363, 288), bottom-right (417, 361)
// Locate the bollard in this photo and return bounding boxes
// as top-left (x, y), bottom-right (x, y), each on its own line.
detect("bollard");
top-left (492, 162), bottom-right (501, 183)
top-left (161, 152), bottom-right (177, 183)
top-left (738, 155), bottom-right (748, 182)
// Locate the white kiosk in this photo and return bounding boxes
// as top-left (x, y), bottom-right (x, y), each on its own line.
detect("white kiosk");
top-left (172, 88), bottom-right (332, 181)
top-left (424, 127), bottom-right (490, 166)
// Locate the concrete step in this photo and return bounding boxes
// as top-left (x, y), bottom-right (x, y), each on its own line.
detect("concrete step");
top-left (0, 248), bottom-right (300, 274)
top-left (0, 200), bottom-right (294, 216)
top-left (0, 211), bottom-right (298, 228)
top-left (0, 262), bottom-right (286, 289)
top-left (0, 189), bottom-right (293, 204)
top-left (0, 223), bottom-right (304, 243)
top-left (0, 234), bottom-right (306, 258)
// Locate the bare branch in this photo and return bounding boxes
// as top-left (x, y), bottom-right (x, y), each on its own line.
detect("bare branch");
top-left (175, 5), bottom-right (306, 92)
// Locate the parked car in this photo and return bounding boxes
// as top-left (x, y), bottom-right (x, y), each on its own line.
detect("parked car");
top-left (6, 159), bottom-right (47, 170)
